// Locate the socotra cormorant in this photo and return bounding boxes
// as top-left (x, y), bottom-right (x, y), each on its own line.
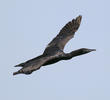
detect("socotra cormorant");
top-left (13, 15), bottom-right (96, 75)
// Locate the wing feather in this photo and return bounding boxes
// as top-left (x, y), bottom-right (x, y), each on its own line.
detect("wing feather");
top-left (44, 15), bottom-right (82, 54)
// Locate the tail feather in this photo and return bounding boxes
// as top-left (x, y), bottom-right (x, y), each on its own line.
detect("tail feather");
top-left (13, 70), bottom-right (23, 75)
top-left (13, 68), bottom-right (33, 75)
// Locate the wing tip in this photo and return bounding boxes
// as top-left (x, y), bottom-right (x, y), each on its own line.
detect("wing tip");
top-left (76, 15), bottom-right (82, 24)
top-left (14, 63), bottom-right (24, 67)
top-left (14, 65), bottom-right (19, 67)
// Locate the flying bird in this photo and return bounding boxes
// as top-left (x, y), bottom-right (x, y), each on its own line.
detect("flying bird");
top-left (13, 15), bottom-right (95, 75)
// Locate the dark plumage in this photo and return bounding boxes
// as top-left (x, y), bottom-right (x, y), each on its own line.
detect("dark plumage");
top-left (13, 15), bottom-right (96, 75)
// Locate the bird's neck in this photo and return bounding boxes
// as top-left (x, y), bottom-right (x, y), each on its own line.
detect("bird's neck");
top-left (63, 49), bottom-right (85, 60)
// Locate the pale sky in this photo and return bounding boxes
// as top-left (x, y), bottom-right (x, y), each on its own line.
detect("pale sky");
top-left (0, 0), bottom-right (110, 100)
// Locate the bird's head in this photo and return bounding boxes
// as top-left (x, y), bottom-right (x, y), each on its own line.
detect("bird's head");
top-left (80, 48), bottom-right (96, 54)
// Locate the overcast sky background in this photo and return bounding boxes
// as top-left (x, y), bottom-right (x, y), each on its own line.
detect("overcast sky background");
top-left (0, 0), bottom-right (110, 100)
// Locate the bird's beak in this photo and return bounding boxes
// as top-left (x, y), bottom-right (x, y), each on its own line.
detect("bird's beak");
top-left (89, 49), bottom-right (96, 52)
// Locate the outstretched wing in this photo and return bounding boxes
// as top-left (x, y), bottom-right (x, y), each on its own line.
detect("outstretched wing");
top-left (43, 15), bottom-right (82, 54)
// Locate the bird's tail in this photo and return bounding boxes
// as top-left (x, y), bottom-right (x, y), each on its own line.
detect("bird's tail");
top-left (13, 70), bottom-right (23, 75)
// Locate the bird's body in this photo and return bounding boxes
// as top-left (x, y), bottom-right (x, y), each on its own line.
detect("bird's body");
top-left (14, 52), bottom-right (63, 75)
top-left (13, 15), bottom-right (95, 75)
